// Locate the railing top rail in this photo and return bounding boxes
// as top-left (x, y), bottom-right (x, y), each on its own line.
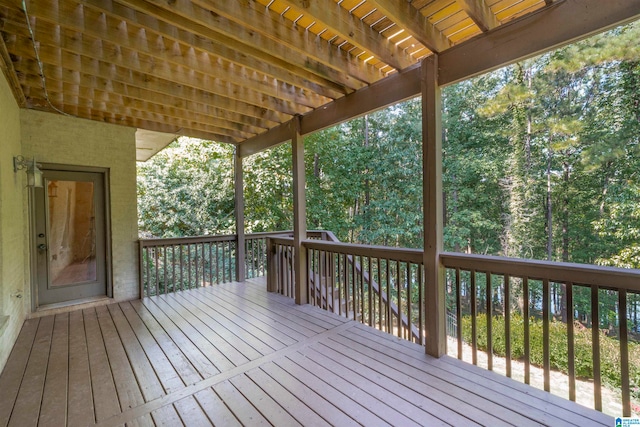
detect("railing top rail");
top-left (245, 230), bottom-right (293, 239)
top-left (139, 234), bottom-right (237, 246)
top-left (440, 252), bottom-right (640, 292)
top-left (269, 236), bottom-right (295, 246)
top-left (303, 239), bottom-right (423, 264)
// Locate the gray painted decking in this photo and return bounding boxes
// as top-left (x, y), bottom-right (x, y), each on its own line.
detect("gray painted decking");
top-left (0, 278), bottom-right (613, 426)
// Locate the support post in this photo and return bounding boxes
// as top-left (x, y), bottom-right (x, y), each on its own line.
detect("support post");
top-left (266, 237), bottom-right (276, 292)
top-left (234, 148), bottom-right (246, 282)
top-left (422, 55), bottom-right (446, 357)
top-left (292, 116), bottom-right (308, 305)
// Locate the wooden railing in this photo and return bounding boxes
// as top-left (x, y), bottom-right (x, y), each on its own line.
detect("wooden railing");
top-left (139, 231), bottom-right (289, 297)
top-left (266, 233), bottom-right (640, 416)
top-left (441, 252), bottom-right (640, 417)
top-left (305, 239), bottom-right (425, 343)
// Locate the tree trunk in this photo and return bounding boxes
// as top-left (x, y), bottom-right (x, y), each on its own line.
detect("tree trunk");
top-left (546, 151), bottom-right (553, 261)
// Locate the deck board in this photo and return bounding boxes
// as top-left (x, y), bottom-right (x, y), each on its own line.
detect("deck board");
top-left (39, 313), bottom-right (69, 427)
top-left (0, 318), bottom-right (39, 427)
top-left (0, 278), bottom-right (616, 426)
top-left (66, 311), bottom-right (94, 426)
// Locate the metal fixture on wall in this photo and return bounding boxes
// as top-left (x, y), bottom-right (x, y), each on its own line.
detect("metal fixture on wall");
top-left (13, 155), bottom-right (43, 188)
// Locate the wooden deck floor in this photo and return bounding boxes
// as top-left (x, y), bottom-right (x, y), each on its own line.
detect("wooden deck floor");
top-left (0, 278), bottom-right (614, 426)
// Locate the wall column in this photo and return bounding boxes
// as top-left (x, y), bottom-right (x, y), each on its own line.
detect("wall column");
top-left (422, 55), bottom-right (446, 357)
top-left (234, 148), bottom-right (246, 282)
top-left (292, 116), bottom-right (308, 305)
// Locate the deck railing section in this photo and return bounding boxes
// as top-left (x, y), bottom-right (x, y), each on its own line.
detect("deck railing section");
top-left (139, 231), bottom-right (291, 297)
top-left (304, 239), bottom-right (425, 343)
top-left (139, 235), bottom-right (237, 297)
top-left (441, 252), bottom-right (640, 416)
top-left (266, 236), bottom-right (296, 298)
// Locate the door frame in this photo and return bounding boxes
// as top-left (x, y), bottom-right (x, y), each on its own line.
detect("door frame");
top-left (30, 163), bottom-right (113, 311)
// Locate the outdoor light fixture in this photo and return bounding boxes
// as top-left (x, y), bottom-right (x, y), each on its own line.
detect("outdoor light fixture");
top-left (13, 155), bottom-right (43, 188)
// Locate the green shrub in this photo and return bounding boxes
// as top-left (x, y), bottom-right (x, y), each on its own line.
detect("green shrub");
top-left (460, 314), bottom-right (640, 400)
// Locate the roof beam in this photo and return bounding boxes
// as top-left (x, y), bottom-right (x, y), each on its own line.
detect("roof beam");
top-left (365, 0), bottom-right (452, 53)
top-left (239, 63), bottom-right (421, 157)
top-left (275, 0), bottom-right (415, 70)
top-left (456, 0), bottom-right (499, 32)
top-left (238, 0), bottom-right (640, 156)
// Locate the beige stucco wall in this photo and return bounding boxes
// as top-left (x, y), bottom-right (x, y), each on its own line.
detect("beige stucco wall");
top-left (21, 109), bottom-right (139, 303)
top-left (0, 73), bottom-right (27, 371)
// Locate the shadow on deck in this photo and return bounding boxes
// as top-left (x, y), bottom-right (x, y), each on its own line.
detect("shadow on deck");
top-left (0, 278), bottom-right (613, 426)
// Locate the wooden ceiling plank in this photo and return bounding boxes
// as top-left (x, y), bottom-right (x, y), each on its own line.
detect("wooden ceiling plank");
top-left (15, 22), bottom-right (317, 115)
top-left (18, 1), bottom-right (337, 105)
top-left (11, 48), bottom-right (289, 127)
top-left (19, 74), bottom-right (254, 140)
top-left (8, 35), bottom-right (296, 124)
top-left (111, 0), bottom-right (371, 90)
top-left (250, 0), bottom-right (414, 71)
top-left (26, 91), bottom-right (241, 144)
top-left (1, 14), bottom-right (321, 115)
top-left (366, 0), bottom-right (452, 53)
top-left (190, 0), bottom-right (384, 83)
top-left (455, 0), bottom-right (499, 31)
top-left (239, 0), bottom-right (640, 154)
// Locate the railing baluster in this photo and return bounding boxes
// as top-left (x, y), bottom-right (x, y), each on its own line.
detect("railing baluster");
top-left (591, 285), bottom-right (602, 411)
top-left (418, 263), bottom-right (424, 345)
top-left (154, 247), bottom-right (160, 296)
top-left (378, 258), bottom-right (383, 332)
top-left (455, 267), bottom-right (462, 359)
top-left (368, 256), bottom-right (373, 327)
top-left (567, 282), bottom-right (575, 402)
top-left (619, 289), bottom-right (630, 417)
top-left (180, 245), bottom-right (184, 291)
top-left (505, 274), bottom-right (511, 378)
top-left (396, 260), bottom-right (401, 338)
top-left (486, 271), bottom-right (493, 371)
top-left (222, 241), bottom-right (227, 284)
top-left (406, 262), bottom-right (412, 342)
top-left (386, 258), bottom-right (391, 333)
top-left (523, 276), bottom-right (530, 385)
top-left (471, 269), bottom-right (477, 365)
top-left (145, 247), bottom-right (150, 297)
top-left (543, 278), bottom-right (550, 392)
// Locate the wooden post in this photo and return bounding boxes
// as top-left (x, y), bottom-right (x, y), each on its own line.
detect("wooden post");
top-left (266, 237), bottom-right (275, 292)
top-left (292, 116), bottom-right (308, 305)
top-left (234, 148), bottom-right (246, 282)
top-left (422, 55), bottom-right (446, 357)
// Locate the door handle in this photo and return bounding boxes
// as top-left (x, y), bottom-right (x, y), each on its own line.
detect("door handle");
top-left (38, 244), bottom-right (47, 251)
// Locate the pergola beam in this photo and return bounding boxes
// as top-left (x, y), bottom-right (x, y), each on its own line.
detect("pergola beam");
top-left (455, 0), bottom-right (499, 32)
top-left (238, 63), bottom-right (421, 157)
top-left (238, 0), bottom-right (640, 157)
top-left (277, 0), bottom-right (415, 71)
top-left (365, 0), bottom-right (452, 53)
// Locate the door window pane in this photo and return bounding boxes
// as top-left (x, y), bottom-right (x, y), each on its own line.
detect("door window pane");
top-left (48, 180), bottom-right (97, 286)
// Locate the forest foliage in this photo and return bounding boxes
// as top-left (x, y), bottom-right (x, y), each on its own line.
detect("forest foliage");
top-left (138, 21), bottom-right (640, 271)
